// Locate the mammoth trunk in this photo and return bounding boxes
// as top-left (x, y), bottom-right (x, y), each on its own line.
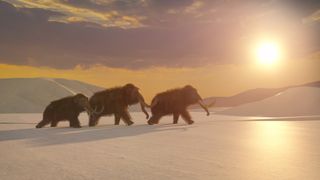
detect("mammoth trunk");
top-left (198, 100), bottom-right (210, 116)
top-left (137, 93), bottom-right (150, 119)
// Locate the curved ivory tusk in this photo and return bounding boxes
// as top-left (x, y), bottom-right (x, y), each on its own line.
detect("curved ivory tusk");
top-left (84, 107), bottom-right (92, 116)
top-left (92, 105), bottom-right (104, 115)
top-left (198, 100), bottom-right (210, 116)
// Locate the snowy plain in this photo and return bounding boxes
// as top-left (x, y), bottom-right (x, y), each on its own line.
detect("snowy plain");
top-left (0, 112), bottom-right (319, 180)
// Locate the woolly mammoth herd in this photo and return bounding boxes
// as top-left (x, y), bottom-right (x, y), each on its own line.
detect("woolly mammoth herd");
top-left (36, 84), bottom-right (211, 128)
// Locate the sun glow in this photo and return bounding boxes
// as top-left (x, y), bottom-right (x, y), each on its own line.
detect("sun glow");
top-left (256, 41), bottom-right (281, 66)
top-left (252, 121), bottom-right (290, 153)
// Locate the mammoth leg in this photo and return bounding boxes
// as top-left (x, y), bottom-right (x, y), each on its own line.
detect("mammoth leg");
top-left (147, 114), bottom-right (162, 125)
top-left (36, 119), bottom-right (50, 128)
top-left (114, 114), bottom-right (121, 125)
top-left (70, 117), bottom-right (81, 128)
top-left (36, 110), bottom-right (52, 128)
top-left (50, 120), bottom-right (59, 127)
top-left (120, 110), bottom-right (134, 126)
top-left (173, 113), bottom-right (180, 124)
top-left (181, 110), bottom-right (194, 125)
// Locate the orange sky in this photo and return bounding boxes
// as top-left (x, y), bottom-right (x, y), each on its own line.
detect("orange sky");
top-left (1, 0), bottom-right (319, 102)
top-left (1, 54), bottom-right (319, 101)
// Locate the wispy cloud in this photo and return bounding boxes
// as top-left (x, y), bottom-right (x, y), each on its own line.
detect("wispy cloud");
top-left (5, 0), bottom-right (143, 28)
top-left (303, 9), bottom-right (320, 24)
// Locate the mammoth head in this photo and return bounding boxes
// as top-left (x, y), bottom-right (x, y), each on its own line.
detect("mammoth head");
top-left (123, 83), bottom-right (140, 103)
top-left (183, 85), bottom-right (210, 116)
top-left (183, 85), bottom-right (202, 103)
top-left (73, 93), bottom-right (94, 115)
top-left (123, 83), bottom-right (150, 119)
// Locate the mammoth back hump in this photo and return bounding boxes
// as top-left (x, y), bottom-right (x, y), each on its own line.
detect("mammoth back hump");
top-left (44, 98), bottom-right (77, 115)
top-left (153, 90), bottom-right (185, 109)
top-left (90, 88), bottom-right (124, 105)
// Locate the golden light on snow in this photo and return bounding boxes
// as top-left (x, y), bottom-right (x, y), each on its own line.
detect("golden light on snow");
top-left (256, 41), bottom-right (281, 66)
top-left (253, 121), bottom-right (290, 153)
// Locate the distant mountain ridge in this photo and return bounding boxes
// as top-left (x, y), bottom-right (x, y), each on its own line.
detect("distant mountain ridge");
top-left (200, 80), bottom-right (320, 108)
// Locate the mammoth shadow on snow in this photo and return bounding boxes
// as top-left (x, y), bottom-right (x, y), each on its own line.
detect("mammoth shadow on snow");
top-left (0, 123), bottom-right (195, 146)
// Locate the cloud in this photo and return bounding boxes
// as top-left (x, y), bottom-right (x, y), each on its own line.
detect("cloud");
top-left (0, 0), bottom-right (319, 69)
top-left (4, 0), bottom-right (143, 28)
top-left (303, 9), bottom-right (320, 24)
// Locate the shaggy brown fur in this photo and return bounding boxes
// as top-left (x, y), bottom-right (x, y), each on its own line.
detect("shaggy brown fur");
top-left (89, 83), bottom-right (149, 126)
top-left (36, 94), bottom-right (92, 128)
top-left (148, 85), bottom-right (209, 125)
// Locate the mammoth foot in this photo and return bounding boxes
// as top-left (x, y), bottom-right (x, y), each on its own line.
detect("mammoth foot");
top-left (71, 125), bottom-right (82, 128)
top-left (187, 120), bottom-right (194, 125)
top-left (89, 121), bottom-right (98, 127)
top-left (127, 121), bottom-right (134, 126)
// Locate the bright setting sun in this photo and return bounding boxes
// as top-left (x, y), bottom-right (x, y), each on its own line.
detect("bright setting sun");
top-left (256, 41), bottom-right (281, 66)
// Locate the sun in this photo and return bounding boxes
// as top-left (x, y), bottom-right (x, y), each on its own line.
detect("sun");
top-left (256, 41), bottom-right (281, 65)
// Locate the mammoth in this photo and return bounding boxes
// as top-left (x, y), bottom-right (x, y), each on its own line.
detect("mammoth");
top-left (89, 83), bottom-right (149, 126)
top-left (36, 93), bottom-right (96, 128)
top-left (147, 85), bottom-right (210, 125)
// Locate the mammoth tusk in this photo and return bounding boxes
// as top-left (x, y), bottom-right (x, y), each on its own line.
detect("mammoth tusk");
top-left (92, 105), bottom-right (104, 115)
top-left (198, 100), bottom-right (210, 116)
top-left (207, 99), bottom-right (216, 108)
top-left (84, 107), bottom-right (92, 116)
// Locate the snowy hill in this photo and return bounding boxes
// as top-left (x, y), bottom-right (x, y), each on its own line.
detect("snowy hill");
top-left (0, 78), bottom-right (103, 113)
top-left (199, 80), bottom-right (320, 108)
top-left (202, 87), bottom-right (285, 107)
top-left (220, 87), bottom-right (320, 116)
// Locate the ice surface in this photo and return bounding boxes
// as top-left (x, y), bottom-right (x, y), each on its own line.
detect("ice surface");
top-left (0, 112), bottom-right (319, 180)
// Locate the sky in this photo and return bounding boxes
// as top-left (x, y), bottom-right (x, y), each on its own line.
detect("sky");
top-left (0, 0), bottom-right (319, 100)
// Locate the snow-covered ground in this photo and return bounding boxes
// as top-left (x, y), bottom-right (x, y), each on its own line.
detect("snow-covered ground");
top-left (0, 112), bottom-right (319, 180)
